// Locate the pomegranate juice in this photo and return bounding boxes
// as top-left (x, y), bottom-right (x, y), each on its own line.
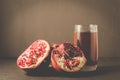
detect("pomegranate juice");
top-left (78, 32), bottom-right (98, 66)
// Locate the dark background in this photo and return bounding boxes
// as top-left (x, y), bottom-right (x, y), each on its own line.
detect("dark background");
top-left (0, 0), bottom-right (120, 58)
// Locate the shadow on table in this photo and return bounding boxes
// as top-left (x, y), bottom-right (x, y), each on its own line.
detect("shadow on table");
top-left (26, 65), bottom-right (120, 78)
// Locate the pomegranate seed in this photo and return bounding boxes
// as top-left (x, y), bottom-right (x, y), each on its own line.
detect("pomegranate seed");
top-left (64, 59), bottom-right (70, 66)
top-left (18, 61), bottom-right (22, 66)
top-left (29, 51), bottom-right (34, 57)
top-left (41, 53), bottom-right (44, 57)
top-left (32, 58), bottom-right (37, 64)
top-left (72, 59), bottom-right (80, 67)
top-left (64, 61), bottom-right (67, 66)
top-left (26, 58), bottom-right (32, 65)
top-left (21, 60), bottom-right (25, 67)
top-left (36, 53), bottom-right (41, 58)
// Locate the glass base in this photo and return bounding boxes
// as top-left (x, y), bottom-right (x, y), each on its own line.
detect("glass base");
top-left (81, 65), bottom-right (97, 71)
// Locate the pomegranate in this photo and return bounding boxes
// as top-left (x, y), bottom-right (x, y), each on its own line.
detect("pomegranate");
top-left (17, 39), bottom-right (50, 72)
top-left (51, 42), bottom-right (86, 72)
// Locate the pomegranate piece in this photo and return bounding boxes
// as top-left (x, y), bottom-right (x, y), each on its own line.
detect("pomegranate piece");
top-left (51, 42), bottom-right (86, 72)
top-left (17, 39), bottom-right (50, 70)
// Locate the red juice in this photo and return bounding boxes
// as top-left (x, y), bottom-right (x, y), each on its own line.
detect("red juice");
top-left (79, 32), bottom-right (98, 66)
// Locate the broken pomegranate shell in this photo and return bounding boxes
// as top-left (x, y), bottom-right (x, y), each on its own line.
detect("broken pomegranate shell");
top-left (51, 42), bottom-right (86, 72)
top-left (17, 39), bottom-right (50, 72)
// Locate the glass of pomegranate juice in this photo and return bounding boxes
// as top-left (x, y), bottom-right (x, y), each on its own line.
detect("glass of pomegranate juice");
top-left (74, 24), bottom-right (98, 71)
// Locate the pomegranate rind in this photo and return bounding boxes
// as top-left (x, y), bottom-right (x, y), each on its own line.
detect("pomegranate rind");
top-left (17, 39), bottom-right (50, 69)
top-left (51, 52), bottom-right (62, 72)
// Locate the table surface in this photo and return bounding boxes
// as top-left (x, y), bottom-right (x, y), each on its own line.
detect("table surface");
top-left (0, 57), bottom-right (120, 80)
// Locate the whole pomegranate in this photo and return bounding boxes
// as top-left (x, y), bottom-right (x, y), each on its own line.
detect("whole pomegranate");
top-left (51, 42), bottom-right (86, 72)
top-left (17, 39), bottom-right (50, 73)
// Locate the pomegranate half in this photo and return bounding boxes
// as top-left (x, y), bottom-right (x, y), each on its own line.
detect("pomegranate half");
top-left (17, 39), bottom-right (50, 71)
top-left (51, 42), bottom-right (86, 72)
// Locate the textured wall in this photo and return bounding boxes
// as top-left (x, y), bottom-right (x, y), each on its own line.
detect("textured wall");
top-left (0, 0), bottom-right (120, 58)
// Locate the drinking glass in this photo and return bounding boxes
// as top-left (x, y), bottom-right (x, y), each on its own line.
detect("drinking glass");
top-left (74, 24), bottom-right (98, 71)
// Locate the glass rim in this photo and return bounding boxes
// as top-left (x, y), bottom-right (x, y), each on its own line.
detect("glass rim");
top-left (75, 24), bottom-right (98, 27)
top-left (75, 24), bottom-right (98, 32)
